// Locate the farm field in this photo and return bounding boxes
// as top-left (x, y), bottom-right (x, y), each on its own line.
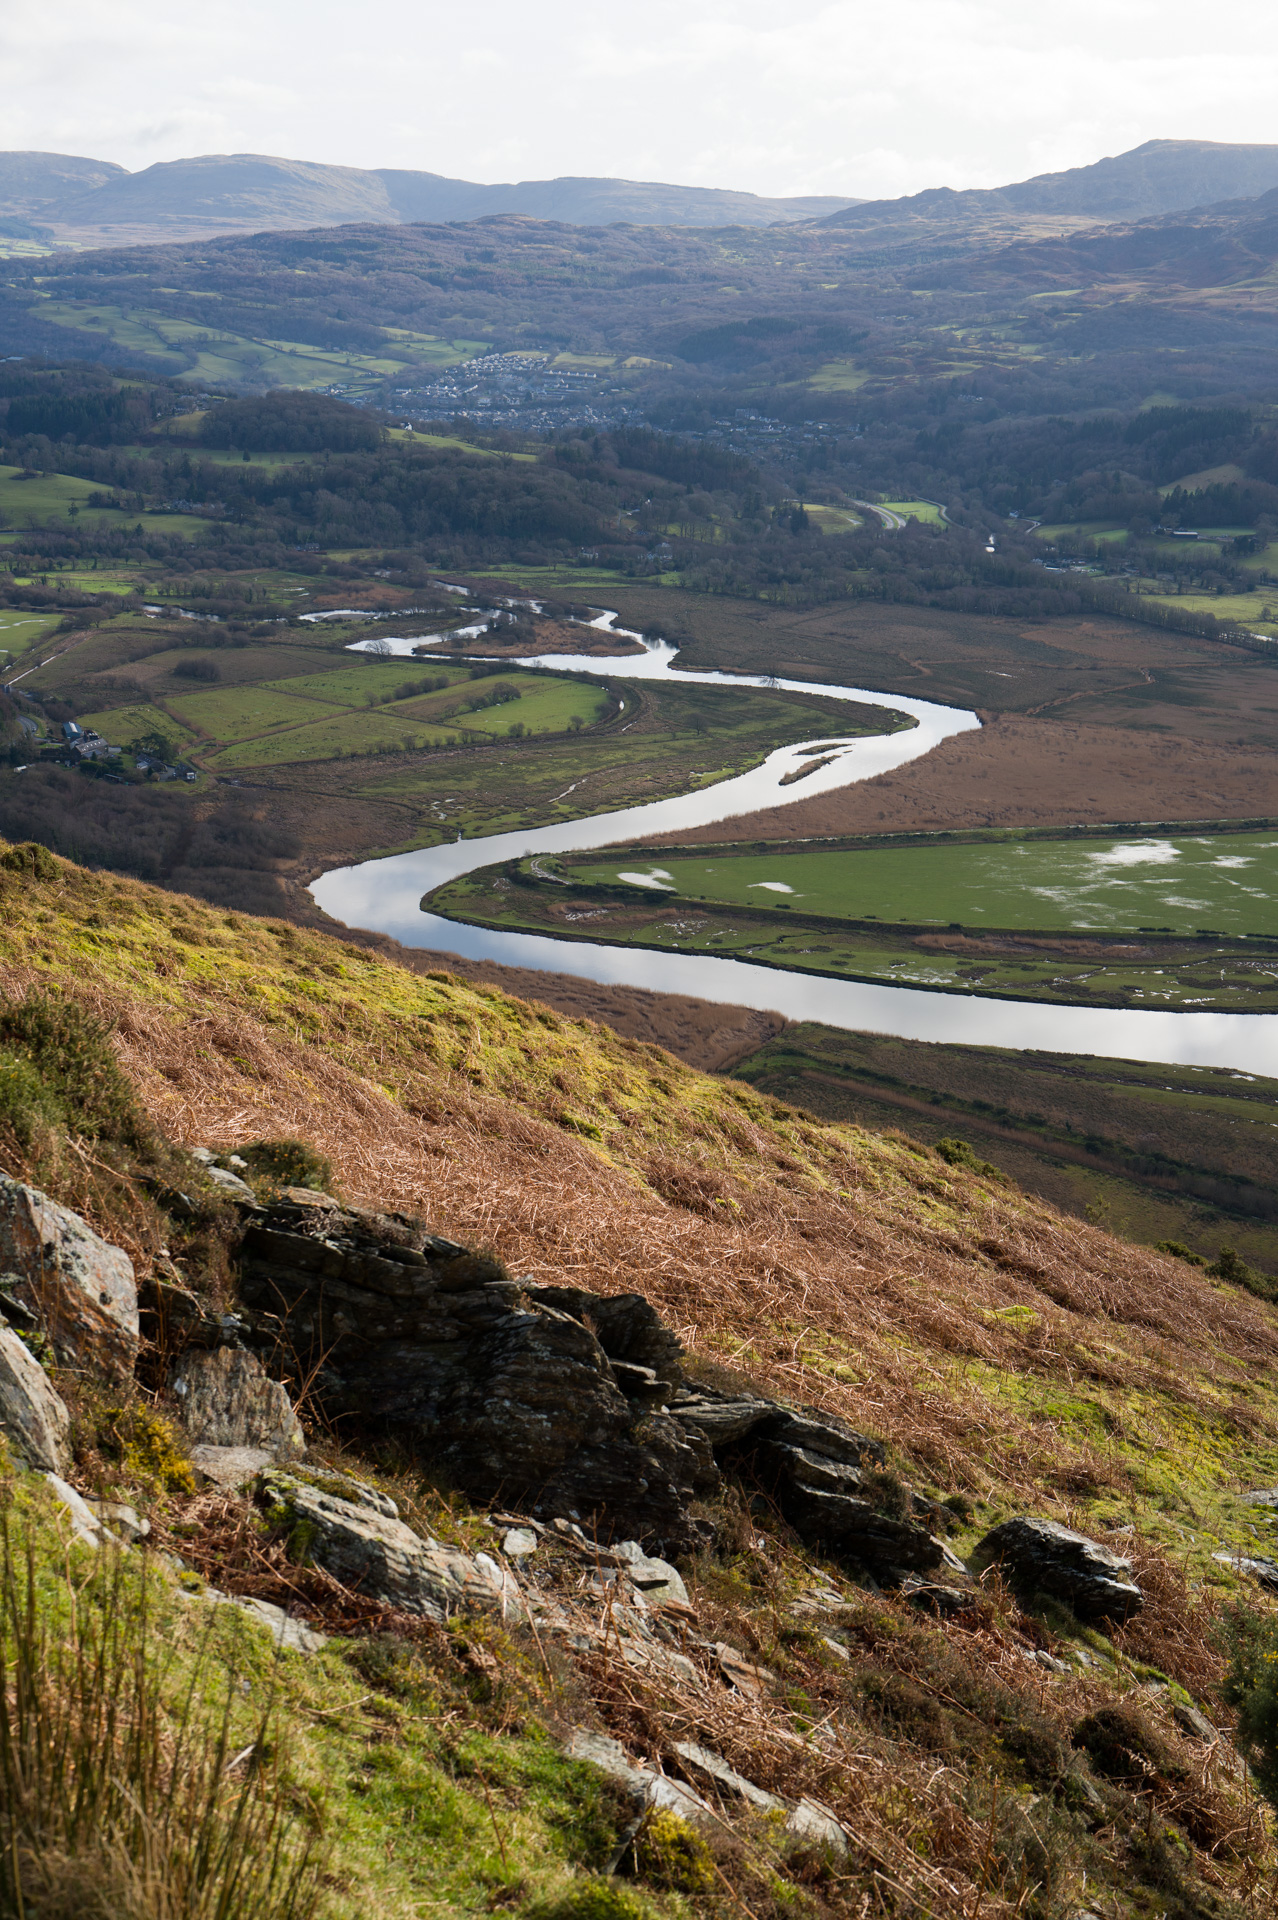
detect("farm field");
top-left (565, 830), bottom-right (1278, 936)
top-left (734, 1022), bottom-right (1278, 1280)
top-left (14, 600), bottom-right (891, 872)
top-left (0, 609), bottom-right (64, 660)
top-left (0, 464), bottom-right (205, 537)
top-left (33, 301), bottom-right (483, 392)
top-left (427, 826), bottom-right (1278, 1011)
top-left (880, 499), bottom-right (944, 524)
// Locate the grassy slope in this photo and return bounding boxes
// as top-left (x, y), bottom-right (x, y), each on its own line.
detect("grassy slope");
top-left (7, 843), bottom-right (1278, 1913)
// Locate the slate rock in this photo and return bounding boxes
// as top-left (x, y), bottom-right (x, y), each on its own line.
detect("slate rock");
top-left (0, 1176), bottom-right (137, 1382)
top-left (565, 1729), bottom-right (713, 1821)
top-left (203, 1166), bottom-right (257, 1202)
top-left (671, 1740), bottom-right (786, 1813)
top-left (785, 1797), bottom-right (850, 1857)
top-left (0, 1322), bottom-right (70, 1470)
top-left (169, 1345), bottom-right (305, 1456)
top-left (190, 1444), bottom-right (277, 1490)
top-left (257, 1469), bottom-right (523, 1623)
top-left (972, 1518), bottom-right (1143, 1621)
top-left (1213, 1550), bottom-right (1278, 1593)
top-left (614, 1539), bottom-right (689, 1606)
top-left (44, 1472), bottom-right (114, 1548)
top-left (236, 1198), bottom-right (707, 1552)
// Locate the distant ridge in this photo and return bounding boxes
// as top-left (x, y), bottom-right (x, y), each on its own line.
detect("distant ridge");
top-left (0, 150), bottom-right (860, 243)
top-left (819, 139), bottom-right (1278, 230)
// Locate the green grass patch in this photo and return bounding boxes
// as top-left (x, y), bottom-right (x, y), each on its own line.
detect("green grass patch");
top-left (35, 301), bottom-right (483, 395)
top-left (75, 701), bottom-right (200, 754)
top-left (563, 830), bottom-right (1278, 937)
top-left (880, 500), bottom-right (944, 525)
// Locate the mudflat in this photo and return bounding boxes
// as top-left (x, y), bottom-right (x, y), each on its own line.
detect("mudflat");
top-left (654, 716), bottom-right (1278, 844)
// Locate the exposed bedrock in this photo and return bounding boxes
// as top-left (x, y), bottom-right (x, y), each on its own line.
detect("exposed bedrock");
top-left (229, 1192), bottom-right (960, 1574)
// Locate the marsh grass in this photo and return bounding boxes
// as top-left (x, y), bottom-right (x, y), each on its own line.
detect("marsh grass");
top-left (0, 1518), bottom-right (323, 1920)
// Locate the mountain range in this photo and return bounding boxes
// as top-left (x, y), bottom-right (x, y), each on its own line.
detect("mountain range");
top-left (819, 138), bottom-right (1278, 230)
top-left (7, 138), bottom-right (1278, 252)
top-left (0, 151), bottom-right (858, 244)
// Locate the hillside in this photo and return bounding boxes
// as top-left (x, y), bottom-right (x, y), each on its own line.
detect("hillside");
top-left (2, 834), bottom-right (1278, 1914)
top-left (0, 149), bottom-right (858, 246)
top-left (821, 137), bottom-right (1278, 229)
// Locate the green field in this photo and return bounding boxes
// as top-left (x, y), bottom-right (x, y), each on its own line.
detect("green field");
top-left (803, 503), bottom-right (863, 534)
top-left (0, 610), bottom-right (63, 659)
top-left (0, 464), bottom-right (205, 537)
top-left (565, 831), bottom-right (1278, 936)
top-left (76, 700), bottom-right (199, 753)
top-left (427, 826), bottom-right (1278, 1011)
top-left (880, 499), bottom-right (945, 525)
top-left (34, 300), bottom-right (484, 394)
top-left (84, 663), bottom-right (611, 772)
top-left (202, 673), bottom-right (609, 770)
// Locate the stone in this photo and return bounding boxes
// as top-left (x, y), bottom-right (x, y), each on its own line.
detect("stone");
top-left (704, 1640), bottom-right (776, 1695)
top-left (44, 1472), bottom-right (113, 1548)
top-left (565, 1729), bottom-right (713, 1821)
top-left (972, 1519), bottom-right (1143, 1622)
top-left (613, 1539), bottom-right (689, 1606)
top-left (212, 1590), bottom-right (328, 1654)
top-left (671, 1740), bottom-right (787, 1814)
top-left (236, 1197), bottom-right (707, 1552)
top-left (169, 1345), bottom-right (304, 1456)
top-left (503, 1527), bottom-right (538, 1557)
top-left (785, 1797), bottom-right (849, 1857)
top-left (0, 1323), bottom-right (70, 1470)
top-left (1213, 1550), bottom-right (1278, 1593)
top-left (0, 1176), bottom-right (137, 1382)
top-left (190, 1444), bottom-right (276, 1489)
top-left (87, 1499), bottom-right (149, 1543)
top-left (1173, 1701), bottom-right (1218, 1744)
top-left (204, 1166), bottom-right (257, 1201)
top-left (258, 1470), bottom-right (523, 1623)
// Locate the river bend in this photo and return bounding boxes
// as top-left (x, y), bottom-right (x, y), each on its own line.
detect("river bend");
top-left (310, 620), bottom-right (1278, 1075)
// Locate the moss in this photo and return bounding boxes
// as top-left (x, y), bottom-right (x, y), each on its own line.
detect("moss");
top-left (101, 1407), bottom-right (197, 1494)
top-left (632, 1811), bottom-right (717, 1895)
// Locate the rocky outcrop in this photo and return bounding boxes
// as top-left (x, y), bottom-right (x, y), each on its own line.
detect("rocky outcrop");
top-left (0, 1176), bottom-right (137, 1382)
top-left (972, 1518), bottom-right (1143, 1621)
top-left (675, 1384), bottom-right (957, 1581)
top-left (228, 1193), bottom-right (958, 1573)
top-left (236, 1195), bottom-right (709, 1553)
top-left (0, 1325), bottom-right (70, 1471)
top-left (257, 1467), bottom-right (523, 1623)
top-left (169, 1345), bottom-right (305, 1457)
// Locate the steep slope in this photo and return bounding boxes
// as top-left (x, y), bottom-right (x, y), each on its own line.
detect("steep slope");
top-left (4, 837), bottom-right (1277, 1547)
top-left (4, 836), bottom-right (1278, 1915)
top-left (821, 136), bottom-right (1278, 229)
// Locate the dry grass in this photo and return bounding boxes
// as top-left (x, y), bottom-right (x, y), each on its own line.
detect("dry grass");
top-left (8, 846), bottom-right (1278, 1909)
top-left (5, 843), bottom-right (1278, 1536)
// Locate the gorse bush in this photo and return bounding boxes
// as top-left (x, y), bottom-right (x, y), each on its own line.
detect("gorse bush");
top-left (0, 1515), bottom-right (323, 1920)
top-left (235, 1138), bottom-right (335, 1195)
top-left (0, 992), bottom-right (151, 1152)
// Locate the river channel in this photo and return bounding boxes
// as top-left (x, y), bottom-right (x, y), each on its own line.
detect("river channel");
top-left (310, 617), bottom-right (1278, 1075)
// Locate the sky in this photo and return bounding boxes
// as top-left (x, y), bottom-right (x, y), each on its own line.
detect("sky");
top-left (4, 0), bottom-right (1278, 201)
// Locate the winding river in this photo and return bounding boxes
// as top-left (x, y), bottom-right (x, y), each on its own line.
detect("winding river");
top-left (310, 617), bottom-right (1278, 1075)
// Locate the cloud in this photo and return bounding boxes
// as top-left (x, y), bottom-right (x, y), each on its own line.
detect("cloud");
top-left (1, 0), bottom-right (1276, 197)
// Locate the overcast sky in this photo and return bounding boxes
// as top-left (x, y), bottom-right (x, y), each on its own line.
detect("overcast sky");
top-left (5, 0), bottom-right (1278, 201)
